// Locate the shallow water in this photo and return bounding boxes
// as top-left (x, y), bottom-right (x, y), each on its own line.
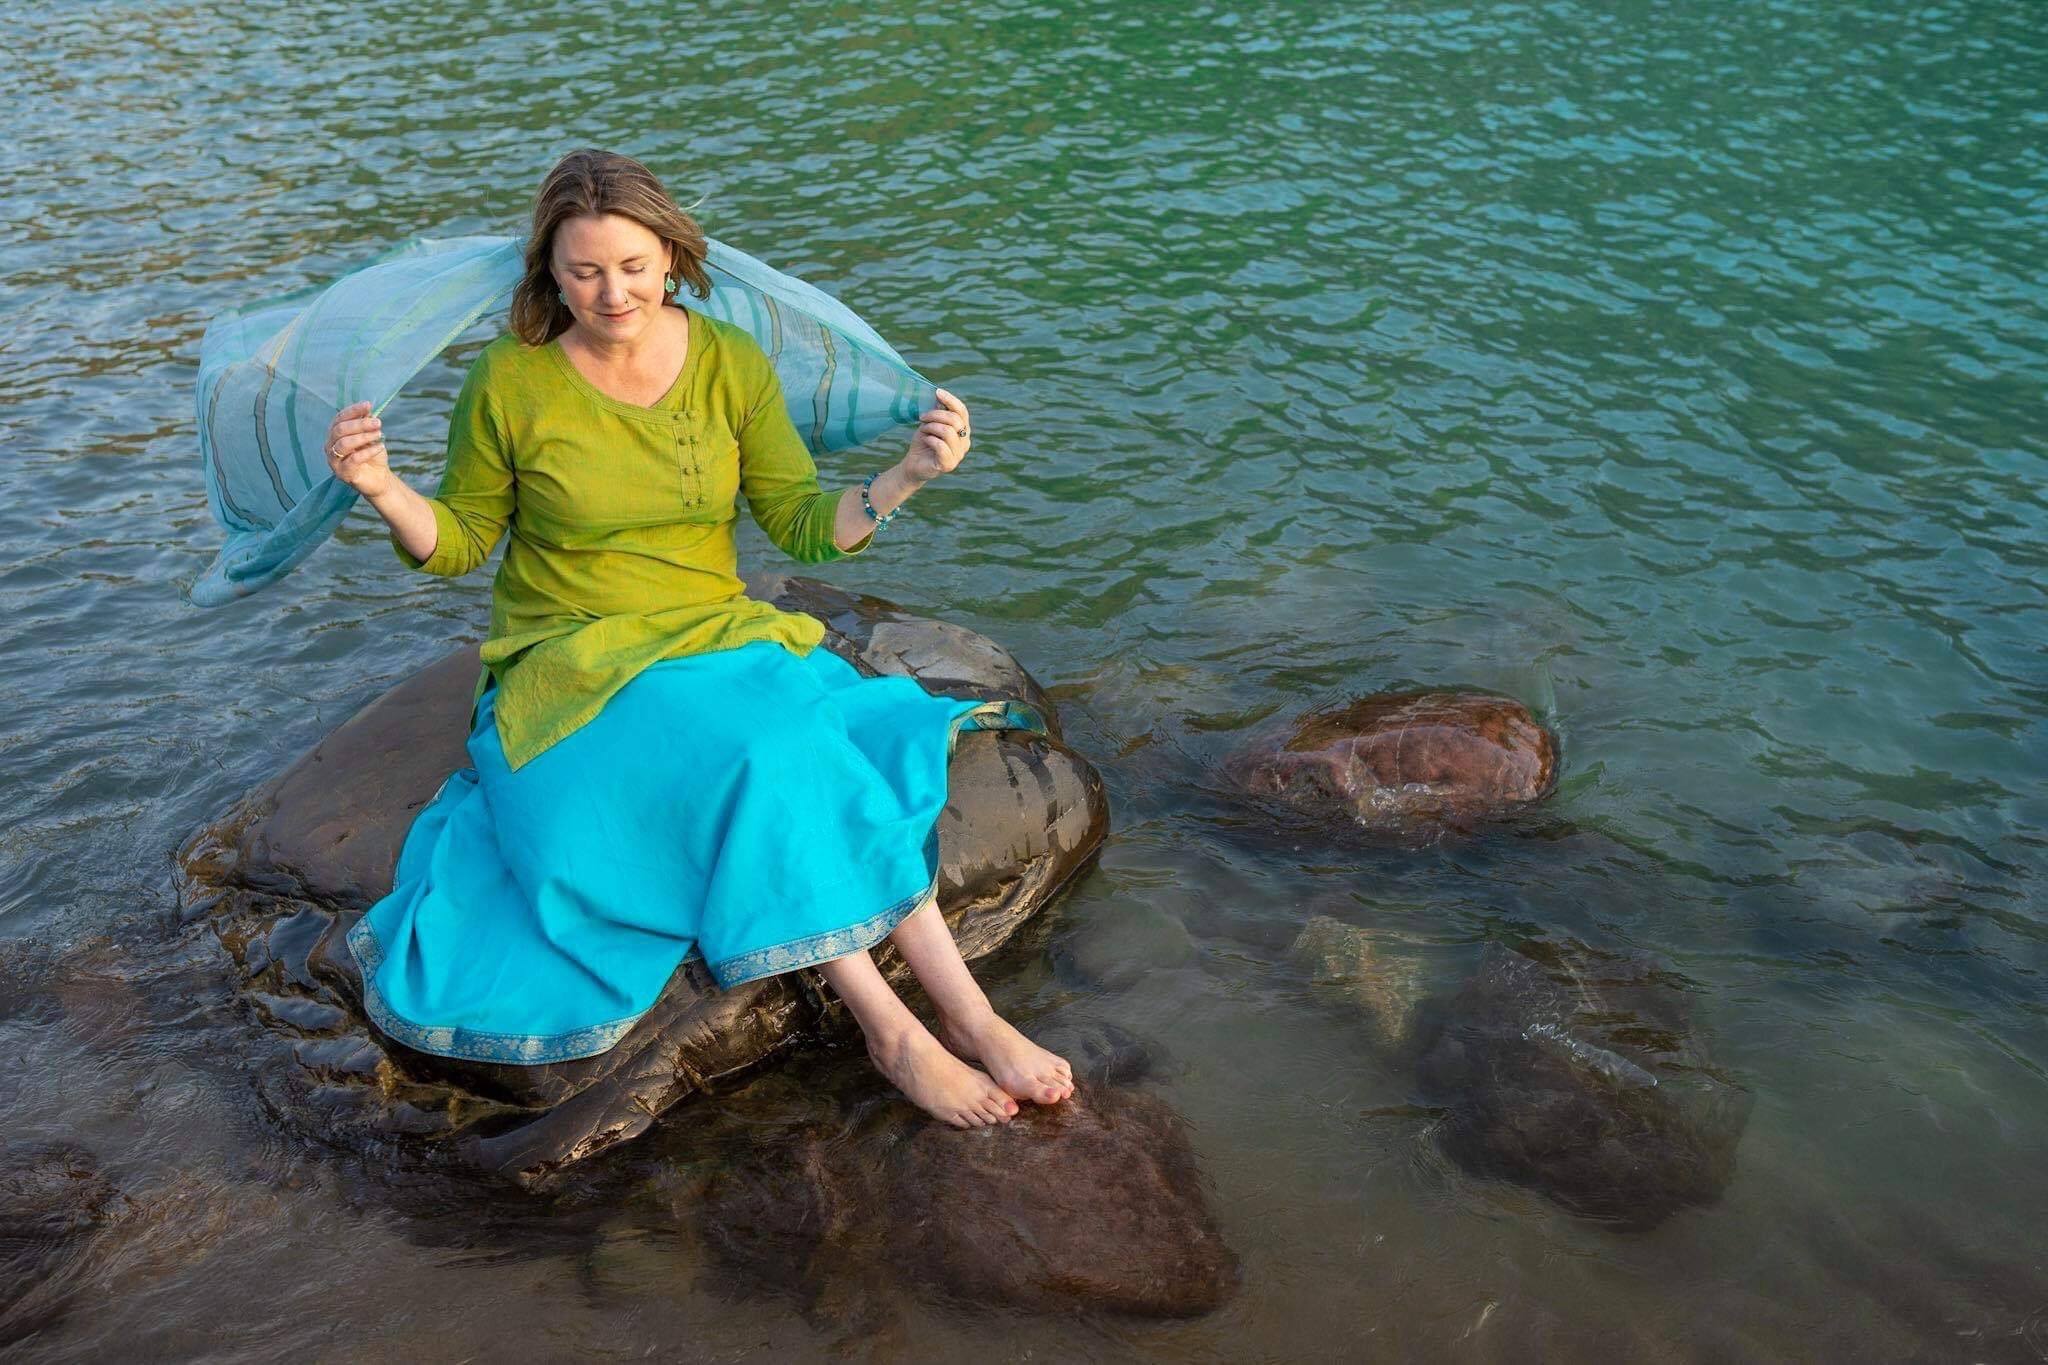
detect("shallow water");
top-left (5, 0), bottom-right (2046, 1358)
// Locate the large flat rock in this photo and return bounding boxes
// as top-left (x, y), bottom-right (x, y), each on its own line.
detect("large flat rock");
top-left (177, 578), bottom-right (1107, 1186)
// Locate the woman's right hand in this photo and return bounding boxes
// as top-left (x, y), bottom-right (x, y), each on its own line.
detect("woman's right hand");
top-left (325, 401), bottom-right (394, 499)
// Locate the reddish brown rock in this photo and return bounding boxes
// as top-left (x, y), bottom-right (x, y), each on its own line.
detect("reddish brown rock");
top-left (701, 1085), bottom-right (1238, 1318)
top-left (1228, 690), bottom-right (1558, 833)
top-left (891, 1085), bottom-right (1238, 1316)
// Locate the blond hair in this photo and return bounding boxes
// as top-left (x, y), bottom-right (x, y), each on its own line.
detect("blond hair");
top-left (509, 148), bottom-right (713, 346)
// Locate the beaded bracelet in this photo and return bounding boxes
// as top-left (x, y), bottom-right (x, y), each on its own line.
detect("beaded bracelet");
top-left (860, 472), bottom-right (899, 529)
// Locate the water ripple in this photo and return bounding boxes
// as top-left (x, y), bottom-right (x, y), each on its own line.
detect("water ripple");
top-left (2, 0), bottom-right (2045, 1357)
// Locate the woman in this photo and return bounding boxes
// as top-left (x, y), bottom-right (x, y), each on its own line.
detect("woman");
top-left (321, 149), bottom-right (1072, 1128)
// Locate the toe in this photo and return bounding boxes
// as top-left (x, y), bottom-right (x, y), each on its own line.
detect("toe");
top-left (975, 1077), bottom-right (1014, 1119)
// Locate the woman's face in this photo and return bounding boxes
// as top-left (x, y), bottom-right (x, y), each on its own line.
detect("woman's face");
top-left (550, 213), bottom-right (671, 345)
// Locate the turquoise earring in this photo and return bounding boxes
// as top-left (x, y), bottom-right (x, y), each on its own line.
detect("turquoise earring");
top-left (663, 274), bottom-right (676, 294)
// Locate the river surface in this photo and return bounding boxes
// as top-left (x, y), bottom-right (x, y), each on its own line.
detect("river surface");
top-left (5, 0), bottom-right (2046, 1359)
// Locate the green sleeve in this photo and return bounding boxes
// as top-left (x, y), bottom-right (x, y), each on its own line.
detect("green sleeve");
top-left (735, 350), bottom-right (873, 564)
top-left (393, 350), bottom-right (515, 576)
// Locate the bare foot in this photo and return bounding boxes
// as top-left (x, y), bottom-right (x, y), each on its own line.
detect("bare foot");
top-left (868, 1021), bottom-right (1019, 1128)
top-left (939, 1010), bottom-right (1075, 1106)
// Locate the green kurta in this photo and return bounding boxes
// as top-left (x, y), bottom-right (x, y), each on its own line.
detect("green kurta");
top-left (392, 306), bottom-right (874, 771)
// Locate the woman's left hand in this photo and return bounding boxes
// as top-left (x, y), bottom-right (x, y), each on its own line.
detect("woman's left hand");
top-left (901, 388), bottom-right (971, 484)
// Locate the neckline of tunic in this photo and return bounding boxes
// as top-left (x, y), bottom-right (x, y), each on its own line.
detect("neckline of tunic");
top-left (544, 306), bottom-right (701, 420)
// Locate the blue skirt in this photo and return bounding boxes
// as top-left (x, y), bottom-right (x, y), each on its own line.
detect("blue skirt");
top-left (345, 639), bottom-right (1047, 1065)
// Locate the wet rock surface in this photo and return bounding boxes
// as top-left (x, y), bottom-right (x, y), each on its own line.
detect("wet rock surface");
top-left (1413, 942), bottom-right (1750, 1231)
top-left (700, 1083), bottom-right (1238, 1318)
top-left (1226, 690), bottom-right (1559, 836)
top-left (174, 577), bottom-right (1108, 1186)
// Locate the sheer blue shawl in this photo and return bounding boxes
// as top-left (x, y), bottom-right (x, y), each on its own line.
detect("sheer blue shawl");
top-left (191, 234), bottom-right (935, 606)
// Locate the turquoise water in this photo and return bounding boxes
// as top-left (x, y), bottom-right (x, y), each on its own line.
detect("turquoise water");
top-left (5, 0), bottom-right (2046, 1358)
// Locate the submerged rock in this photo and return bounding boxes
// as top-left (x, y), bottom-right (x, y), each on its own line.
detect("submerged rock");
top-left (1226, 690), bottom-right (1558, 835)
top-left (0, 1143), bottom-right (119, 1252)
top-left (892, 1085), bottom-right (1238, 1315)
top-left (0, 1143), bottom-right (126, 1345)
top-left (1413, 942), bottom-right (1749, 1231)
top-left (1288, 915), bottom-right (1427, 1051)
top-left (174, 577), bottom-right (1109, 1187)
top-left (701, 1084), bottom-right (1237, 1318)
